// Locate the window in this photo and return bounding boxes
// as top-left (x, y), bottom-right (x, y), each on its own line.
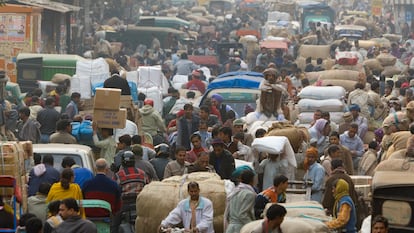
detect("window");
top-left (382, 200), bottom-right (412, 226)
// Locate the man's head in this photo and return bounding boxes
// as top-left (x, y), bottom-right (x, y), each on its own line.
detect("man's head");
top-left (313, 110), bottom-right (322, 121)
top-left (266, 204), bottom-right (287, 230)
top-left (38, 182), bottom-right (51, 196)
top-left (199, 105), bottom-right (210, 120)
top-left (131, 144), bottom-right (143, 158)
top-left (175, 146), bottom-right (187, 165)
top-left (349, 104), bottom-right (360, 119)
top-left (369, 141), bottom-right (379, 151)
top-left (331, 159), bottom-right (344, 170)
top-left (18, 107), bottom-right (30, 120)
top-left (327, 144), bottom-right (340, 158)
top-left (306, 147), bottom-right (318, 166)
top-left (329, 131), bottom-right (340, 145)
top-left (233, 119), bottom-right (245, 134)
top-left (196, 152), bottom-right (210, 170)
top-left (59, 198), bottom-right (80, 220)
top-left (122, 151), bottom-right (135, 167)
top-left (25, 216), bottom-right (43, 233)
top-left (190, 134), bottom-right (202, 149)
top-left (70, 92), bottom-right (81, 103)
top-left (56, 119), bottom-right (71, 132)
top-left (218, 126), bottom-right (232, 142)
top-left (255, 128), bottom-right (267, 138)
top-left (348, 123), bottom-right (359, 138)
top-left (187, 181), bottom-right (200, 201)
top-left (95, 158), bottom-right (108, 173)
top-left (45, 97), bottom-right (56, 107)
top-left (240, 169), bottom-right (255, 186)
top-left (144, 99), bottom-right (154, 107)
top-left (211, 94), bottom-right (223, 107)
top-left (42, 154), bottom-right (54, 166)
top-left (61, 156), bottom-right (76, 168)
top-left (273, 175), bottom-right (288, 192)
top-left (183, 103), bottom-right (193, 118)
top-left (211, 138), bottom-right (225, 155)
top-left (372, 215), bottom-right (389, 233)
top-left (118, 134), bottom-right (132, 150)
top-left (198, 121), bottom-right (208, 133)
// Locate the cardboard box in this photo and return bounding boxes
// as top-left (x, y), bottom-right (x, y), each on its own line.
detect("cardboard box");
top-left (93, 108), bottom-right (127, 129)
top-left (120, 95), bottom-right (133, 108)
top-left (94, 88), bottom-right (121, 110)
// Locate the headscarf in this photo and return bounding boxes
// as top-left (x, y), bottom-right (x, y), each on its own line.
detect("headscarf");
top-left (211, 94), bottom-right (224, 103)
top-left (349, 104), bottom-right (360, 112)
top-left (333, 179), bottom-right (350, 218)
top-left (312, 119), bottom-right (328, 137)
top-left (303, 147), bottom-right (319, 170)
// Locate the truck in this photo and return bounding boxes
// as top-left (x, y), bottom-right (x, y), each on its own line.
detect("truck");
top-left (295, 1), bottom-right (335, 33)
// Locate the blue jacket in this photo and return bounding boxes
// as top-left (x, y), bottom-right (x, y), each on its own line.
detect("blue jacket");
top-left (337, 195), bottom-right (357, 233)
top-left (28, 165), bottom-right (60, 196)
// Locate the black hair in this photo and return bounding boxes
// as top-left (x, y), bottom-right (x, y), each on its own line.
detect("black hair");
top-left (70, 92), bottom-right (81, 100)
top-left (329, 131), bottom-right (340, 138)
top-left (273, 175), bottom-right (288, 186)
top-left (119, 134), bottom-right (132, 146)
top-left (61, 156), bottom-right (76, 168)
top-left (240, 169), bottom-right (255, 184)
top-left (200, 105), bottom-right (210, 113)
top-left (187, 181), bottom-right (199, 190)
top-left (38, 183), bottom-right (51, 195)
top-left (60, 168), bottom-right (74, 190)
top-left (48, 200), bottom-right (61, 215)
top-left (175, 146), bottom-right (187, 154)
top-left (372, 215), bottom-right (389, 229)
top-left (42, 154), bottom-right (54, 166)
top-left (131, 135), bottom-right (141, 144)
top-left (19, 213), bottom-right (37, 227)
top-left (255, 128), bottom-right (267, 138)
top-left (45, 97), bottom-right (55, 106)
top-left (25, 217), bottom-right (43, 233)
top-left (219, 126), bottom-right (232, 137)
top-left (266, 204), bottom-right (287, 220)
top-left (33, 153), bottom-right (41, 165)
top-left (327, 145), bottom-right (340, 156)
top-left (61, 198), bottom-right (80, 212)
top-left (331, 159), bottom-right (343, 170)
top-left (19, 107), bottom-right (30, 117)
top-left (369, 141), bottom-right (378, 149)
top-left (56, 119), bottom-right (71, 131)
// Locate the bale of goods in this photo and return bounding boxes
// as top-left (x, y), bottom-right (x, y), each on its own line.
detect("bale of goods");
top-left (298, 112), bottom-right (344, 125)
top-left (375, 159), bottom-right (414, 172)
top-left (381, 65), bottom-right (402, 77)
top-left (297, 99), bottom-right (345, 112)
top-left (51, 73), bottom-right (71, 84)
top-left (388, 149), bottom-right (407, 160)
top-left (363, 59), bottom-right (384, 72)
top-left (265, 201), bottom-right (329, 220)
top-left (390, 131), bottom-right (411, 152)
top-left (298, 45), bottom-right (330, 60)
top-left (312, 70), bottom-right (361, 82)
top-left (300, 35), bottom-right (317, 44)
top-left (265, 122), bottom-right (304, 153)
top-left (370, 38), bottom-right (391, 48)
top-left (382, 34), bottom-right (402, 42)
top-left (357, 40), bottom-right (377, 49)
top-left (363, 131), bottom-right (375, 144)
top-left (376, 53), bottom-right (397, 67)
top-left (298, 86), bottom-right (346, 100)
top-left (332, 63), bottom-right (366, 74)
top-left (317, 79), bottom-right (357, 92)
top-left (241, 217), bottom-right (331, 233)
top-left (135, 173), bottom-right (227, 233)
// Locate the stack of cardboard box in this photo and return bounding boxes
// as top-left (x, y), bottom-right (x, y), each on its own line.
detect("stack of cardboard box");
top-left (0, 141), bottom-right (32, 212)
top-left (93, 88), bottom-right (127, 129)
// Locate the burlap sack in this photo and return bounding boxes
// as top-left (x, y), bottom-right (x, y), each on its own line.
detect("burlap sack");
top-left (376, 53), bottom-right (397, 66)
top-left (315, 70), bottom-right (361, 82)
top-left (382, 34), bottom-right (402, 42)
top-left (388, 149), bottom-right (407, 160)
top-left (51, 73), bottom-right (71, 84)
top-left (299, 45), bottom-right (331, 60)
top-left (300, 35), bottom-right (317, 44)
top-left (381, 65), bottom-right (402, 77)
top-left (375, 159), bottom-right (414, 172)
top-left (358, 40), bottom-right (377, 49)
top-left (265, 201), bottom-right (328, 220)
top-left (363, 131), bottom-right (375, 144)
top-left (241, 217), bottom-right (330, 233)
top-left (370, 38), bottom-right (391, 48)
top-left (318, 79), bottom-right (357, 92)
top-left (391, 131), bottom-right (411, 151)
top-left (266, 122), bottom-right (303, 153)
top-left (363, 59), bottom-right (384, 72)
top-left (135, 173), bottom-right (226, 233)
top-left (332, 63), bottom-right (365, 74)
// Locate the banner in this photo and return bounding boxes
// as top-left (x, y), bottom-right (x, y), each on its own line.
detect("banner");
top-left (0, 14), bottom-right (26, 42)
top-left (372, 0), bottom-right (382, 16)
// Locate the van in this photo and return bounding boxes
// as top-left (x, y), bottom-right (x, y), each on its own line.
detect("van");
top-left (32, 143), bottom-right (95, 174)
top-left (372, 171), bottom-right (414, 233)
top-left (16, 53), bottom-right (86, 93)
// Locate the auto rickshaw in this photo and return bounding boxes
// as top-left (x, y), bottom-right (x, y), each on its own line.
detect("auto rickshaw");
top-left (372, 170), bottom-right (414, 233)
top-left (334, 25), bottom-right (367, 41)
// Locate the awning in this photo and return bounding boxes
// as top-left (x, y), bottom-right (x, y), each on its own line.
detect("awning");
top-left (394, 0), bottom-right (414, 4)
top-left (17, 0), bottom-right (81, 13)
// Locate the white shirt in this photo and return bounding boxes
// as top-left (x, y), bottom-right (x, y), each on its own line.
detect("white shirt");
top-left (114, 119), bottom-right (138, 142)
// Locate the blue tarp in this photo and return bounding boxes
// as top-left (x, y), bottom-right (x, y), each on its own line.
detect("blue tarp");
top-left (208, 72), bottom-right (263, 90)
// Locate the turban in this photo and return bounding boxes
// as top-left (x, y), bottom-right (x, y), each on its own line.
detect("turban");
top-left (306, 147), bottom-right (319, 157)
top-left (211, 94), bottom-right (224, 103)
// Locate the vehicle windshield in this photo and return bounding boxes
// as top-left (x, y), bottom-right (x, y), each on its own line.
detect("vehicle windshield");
top-left (35, 153), bottom-right (85, 173)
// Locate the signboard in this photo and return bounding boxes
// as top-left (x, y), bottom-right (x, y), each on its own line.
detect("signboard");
top-left (371, 0), bottom-right (382, 17)
top-left (0, 14), bottom-right (26, 42)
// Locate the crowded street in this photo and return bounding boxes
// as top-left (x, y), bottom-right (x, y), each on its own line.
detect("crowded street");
top-left (0, 0), bottom-right (410, 233)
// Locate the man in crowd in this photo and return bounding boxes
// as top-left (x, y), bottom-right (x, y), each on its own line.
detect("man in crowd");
top-left (188, 151), bottom-right (216, 173)
top-left (49, 119), bottom-right (77, 144)
top-left (131, 144), bottom-right (159, 181)
top-left (17, 107), bottom-right (41, 143)
top-left (65, 92), bottom-right (81, 120)
top-left (250, 204), bottom-right (287, 233)
top-left (56, 198), bottom-right (97, 233)
top-left (254, 175), bottom-right (288, 219)
top-left (37, 97), bottom-right (60, 143)
top-left (209, 138), bottom-right (235, 179)
top-left (303, 147), bottom-right (325, 203)
top-left (160, 181), bottom-right (214, 233)
top-left (176, 103), bottom-right (200, 150)
top-left (340, 123), bottom-right (365, 171)
top-left (164, 146), bottom-right (188, 179)
top-left (28, 154), bottom-right (60, 197)
top-left (61, 156), bottom-right (93, 189)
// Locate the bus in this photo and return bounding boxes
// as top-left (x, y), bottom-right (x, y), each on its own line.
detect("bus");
top-left (295, 1), bottom-right (335, 33)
